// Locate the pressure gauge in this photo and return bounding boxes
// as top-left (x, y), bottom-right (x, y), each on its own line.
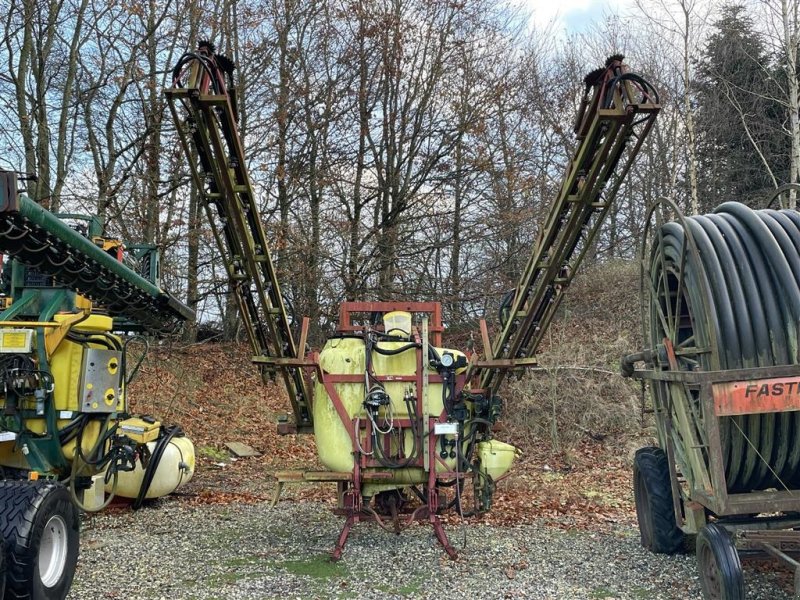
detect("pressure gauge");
top-left (440, 353), bottom-right (454, 368)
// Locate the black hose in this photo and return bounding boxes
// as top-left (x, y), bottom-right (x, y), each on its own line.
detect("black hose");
top-left (371, 342), bottom-right (419, 356)
top-left (123, 335), bottom-right (149, 385)
top-left (603, 73), bottom-right (660, 108)
top-left (132, 425), bottom-right (182, 510)
top-left (498, 289), bottom-right (516, 327)
top-left (75, 416), bottom-right (116, 468)
top-left (58, 414), bottom-right (89, 446)
top-left (649, 203), bottom-right (800, 492)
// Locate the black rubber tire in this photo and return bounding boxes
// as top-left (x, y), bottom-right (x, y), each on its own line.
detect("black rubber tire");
top-left (696, 523), bottom-right (744, 600)
top-left (0, 536), bottom-right (6, 598)
top-left (633, 446), bottom-right (684, 554)
top-left (0, 480), bottom-right (79, 600)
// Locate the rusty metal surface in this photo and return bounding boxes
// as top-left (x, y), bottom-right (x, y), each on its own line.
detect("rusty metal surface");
top-left (713, 377), bottom-right (800, 416)
top-left (336, 301), bottom-right (444, 346)
top-left (630, 363), bottom-right (800, 516)
top-left (627, 364), bottom-right (800, 385)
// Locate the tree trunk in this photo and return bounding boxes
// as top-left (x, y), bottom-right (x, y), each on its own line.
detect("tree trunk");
top-left (682, 4), bottom-right (700, 215)
top-left (783, 0), bottom-right (800, 209)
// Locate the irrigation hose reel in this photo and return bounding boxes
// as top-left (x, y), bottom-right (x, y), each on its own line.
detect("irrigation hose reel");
top-left (629, 197), bottom-right (800, 599)
top-left (641, 198), bottom-right (800, 495)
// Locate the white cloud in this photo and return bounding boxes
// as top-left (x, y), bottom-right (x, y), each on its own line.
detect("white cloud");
top-left (524, 0), bottom-right (633, 31)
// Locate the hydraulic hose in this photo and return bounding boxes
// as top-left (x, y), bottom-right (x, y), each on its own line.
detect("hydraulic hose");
top-left (649, 203), bottom-right (800, 492)
top-left (68, 451), bottom-right (118, 513)
top-left (69, 415), bottom-right (119, 512)
top-left (132, 425), bottom-right (183, 510)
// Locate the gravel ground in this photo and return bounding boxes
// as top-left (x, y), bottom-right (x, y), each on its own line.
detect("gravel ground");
top-left (67, 500), bottom-right (792, 600)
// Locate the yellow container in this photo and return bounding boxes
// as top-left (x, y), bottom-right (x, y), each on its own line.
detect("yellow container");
top-left (118, 417), bottom-right (161, 444)
top-left (313, 337), bottom-right (467, 494)
top-left (383, 311), bottom-right (412, 338)
top-left (50, 314), bottom-right (122, 413)
top-left (108, 435), bottom-right (195, 499)
top-left (476, 440), bottom-right (518, 480)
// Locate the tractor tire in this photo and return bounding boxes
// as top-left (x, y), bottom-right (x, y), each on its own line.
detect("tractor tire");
top-left (633, 446), bottom-right (684, 554)
top-left (0, 480), bottom-right (79, 600)
top-left (696, 523), bottom-right (744, 600)
top-left (0, 535), bottom-right (6, 598)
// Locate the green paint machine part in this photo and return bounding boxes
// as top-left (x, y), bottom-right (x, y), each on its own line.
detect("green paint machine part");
top-left (0, 186), bottom-right (193, 332)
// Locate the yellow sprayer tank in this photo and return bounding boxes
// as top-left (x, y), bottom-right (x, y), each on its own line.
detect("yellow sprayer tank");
top-left (108, 436), bottom-right (195, 499)
top-left (313, 336), bottom-right (480, 496)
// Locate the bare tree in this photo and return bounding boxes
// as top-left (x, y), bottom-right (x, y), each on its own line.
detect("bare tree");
top-left (634, 0), bottom-right (712, 214)
top-left (3, 0), bottom-right (90, 209)
top-left (758, 0), bottom-right (800, 208)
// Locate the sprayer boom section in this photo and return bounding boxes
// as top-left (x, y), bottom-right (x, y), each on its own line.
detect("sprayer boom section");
top-left (0, 173), bottom-right (193, 332)
top-left (165, 43), bottom-right (313, 431)
top-left (477, 57), bottom-right (659, 396)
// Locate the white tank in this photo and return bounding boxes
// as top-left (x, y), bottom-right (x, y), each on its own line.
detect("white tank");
top-left (107, 436), bottom-right (195, 499)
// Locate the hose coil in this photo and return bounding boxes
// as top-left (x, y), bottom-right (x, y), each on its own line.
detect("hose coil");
top-left (648, 202), bottom-right (800, 493)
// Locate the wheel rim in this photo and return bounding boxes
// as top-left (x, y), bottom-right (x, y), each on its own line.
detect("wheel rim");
top-left (647, 224), bottom-right (710, 493)
top-left (39, 514), bottom-right (68, 588)
top-left (698, 540), bottom-right (722, 599)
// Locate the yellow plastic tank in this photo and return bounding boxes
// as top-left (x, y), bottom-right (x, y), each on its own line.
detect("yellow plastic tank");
top-left (107, 435), bottom-right (195, 499)
top-left (476, 440), bottom-right (518, 480)
top-left (313, 337), bottom-right (467, 493)
top-left (382, 311), bottom-right (412, 337)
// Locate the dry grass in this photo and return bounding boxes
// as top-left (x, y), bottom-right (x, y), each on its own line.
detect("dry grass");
top-left (504, 259), bottom-right (647, 453)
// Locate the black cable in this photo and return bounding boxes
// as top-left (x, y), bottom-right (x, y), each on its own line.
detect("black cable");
top-left (123, 335), bottom-right (149, 385)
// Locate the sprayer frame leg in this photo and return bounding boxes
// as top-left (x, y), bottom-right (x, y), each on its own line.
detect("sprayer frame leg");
top-left (331, 514), bottom-right (355, 562)
top-left (431, 512), bottom-right (458, 559)
top-left (330, 503), bottom-right (458, 561)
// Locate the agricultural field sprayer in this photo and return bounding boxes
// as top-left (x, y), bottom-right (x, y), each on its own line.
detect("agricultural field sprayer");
top-left (0, 172), bottom-right (198, 598)
top-left (165, 43), bottom-right (660, 559)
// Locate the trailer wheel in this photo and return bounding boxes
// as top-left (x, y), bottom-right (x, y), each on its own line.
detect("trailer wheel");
top-left (696, 523), bottom-right (744, 600)
top-left (633, 446), bottom-right (683, 554)
top-left (0, 480), bottom-right (79, 600)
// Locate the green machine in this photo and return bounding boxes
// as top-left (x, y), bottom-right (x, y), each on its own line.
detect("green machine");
top-left (0, 171), bottom-right (196, 599)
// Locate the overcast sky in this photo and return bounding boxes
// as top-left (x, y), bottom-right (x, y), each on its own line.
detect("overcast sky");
top-left (524, 0), bottom-right (634, 31)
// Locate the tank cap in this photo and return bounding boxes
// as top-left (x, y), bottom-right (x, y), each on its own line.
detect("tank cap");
top-left (383, 311), bottom-right (412, 338)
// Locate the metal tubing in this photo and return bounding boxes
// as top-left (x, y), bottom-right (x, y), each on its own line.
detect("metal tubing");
top-left (645, 201), bottom-right (800, 500)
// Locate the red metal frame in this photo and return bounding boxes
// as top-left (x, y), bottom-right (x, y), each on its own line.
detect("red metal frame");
top-left (321, 301), bottom-right (462, 559)
top-left (337, 301), bottom-right (444, 346)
